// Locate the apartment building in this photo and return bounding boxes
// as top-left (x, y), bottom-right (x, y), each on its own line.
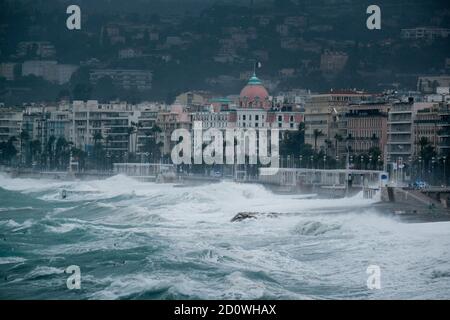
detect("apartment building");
top-left (71, 100), bottom-right (140, 159)
top-left (413, 103), bottom-right (441, 155)
top-left (438, 103), bottom-right (450, 155)
top-left (192, 111), bottom-right (236, 130)
top-left (345, 103), bottom-right (389, 155)
top-left (156, 103), bottom-right (191, 155)
top-left (304, 91), bottom-right (372, 153)
top-left (136, 110), bottom-right (159, 155)
top-left (387, 101), bottom-right (414, 164)
top-left (0, 109), bottom-right (22, 144)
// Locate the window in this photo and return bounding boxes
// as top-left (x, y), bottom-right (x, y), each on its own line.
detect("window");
top-left (278, 115), bottom-right (282, 122)
top-left (243, 115), bottom-right (246, 121)
top-left (255, 115), bottom-right (259, 121)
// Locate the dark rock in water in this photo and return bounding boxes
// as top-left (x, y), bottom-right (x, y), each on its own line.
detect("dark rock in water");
top-left (231, 212), bottom-right (278, 222)
top-left (231, 212), bottom-right (258, 222)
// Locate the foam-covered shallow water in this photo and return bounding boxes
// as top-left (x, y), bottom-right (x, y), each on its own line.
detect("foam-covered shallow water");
top-left (0, 173), bottom-right (449, 299)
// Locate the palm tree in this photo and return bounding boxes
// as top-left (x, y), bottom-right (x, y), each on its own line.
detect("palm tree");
top-left (313, 129), bottom-right (324, 153)
top-left (417, 137), bottom-right (429, 154)
top-left (127, 122), bottom-right (142, 158)
top-left (92, 132), bottom-right (104, 169)
top-left (55, 137), bottom-right (69, 170)
top-left (71, 147), bottom-right (87, 171)
top-left (19, 130), bottom-right (30, 166)
top-left (145, 125), bottom-right (163, 162)
top-left (1, 137), bottom-right (17, 165)
top-left (334, 133), bottom-right (343, 157)
top-left (30, 140), bottom-right (41, 168)
top-left (47, 135), bottom-right (56, 170)
top-left (93, 131), bottom-right (104, 145)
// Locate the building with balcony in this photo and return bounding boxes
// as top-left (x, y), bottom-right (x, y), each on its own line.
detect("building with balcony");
top-left (71, 100), bottom-right (140, 161)
top-left (387, 102), bottom-right (414, 163)
top-left (413, 103), bottom-right (441, 156)
top-left (0, 110), bottom-right (22, 145)
top-left (438, 103), bottom-right (450, 155)
top-left (345, 103), bottom-right (389, 155)
top-left (304, 91), bottom-right (372, 153)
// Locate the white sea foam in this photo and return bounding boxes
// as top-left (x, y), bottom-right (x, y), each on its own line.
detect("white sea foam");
top-left (1, 174), bottom-right (450, 299)
top-left (26, 266), bottom-right (65, 279)
top-left (0, 257), bottom-right (27, 265)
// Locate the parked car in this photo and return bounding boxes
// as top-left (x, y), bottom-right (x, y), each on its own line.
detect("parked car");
top-left (413, 180), bottom-right (429, 190)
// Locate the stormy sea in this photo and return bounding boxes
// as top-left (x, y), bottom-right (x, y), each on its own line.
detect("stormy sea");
top-left (0, 174), bottom-right (449, 300)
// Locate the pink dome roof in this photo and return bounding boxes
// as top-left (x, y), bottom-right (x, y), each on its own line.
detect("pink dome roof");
top-left (239, 74), bottom-right (270, 109)
top-left (240, 85), bottom-right (269, 101)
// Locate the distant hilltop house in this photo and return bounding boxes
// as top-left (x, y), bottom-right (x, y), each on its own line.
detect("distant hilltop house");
top-left (320, 50), bottom-right (349, 75)
top-left (89, 69), bottom-right (153, 91)
top-left (118, 48), bottom-right (143, 59)
top-left (417, 76), bottom-right (450, 94)
top-left (176, 91), bottom-right (212, 108)
top-left (16, 41), bottom-right (56, 59)
top-left (22, 60), bottom-right (78, 85)
top-left (401, 27), bottom-right (450, 41)
top-left (0, 63), bottom-right (19, 81)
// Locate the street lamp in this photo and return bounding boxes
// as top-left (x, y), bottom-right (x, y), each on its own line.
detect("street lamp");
top-left (444, 156), bottom-right (447, 186)
top-left (432, 156), bottom-right (436, 185)
top-left (418, 156), bottom-right (422, 179)
top-left (408, 156), bottom-right (412, 180)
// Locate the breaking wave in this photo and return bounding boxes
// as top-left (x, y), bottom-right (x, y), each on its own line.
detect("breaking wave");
top-left (0, 173), bottom-right (450, 299)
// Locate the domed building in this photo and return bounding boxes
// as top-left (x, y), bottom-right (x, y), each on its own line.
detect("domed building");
top-left (239, 73), bottom-right (271, 110)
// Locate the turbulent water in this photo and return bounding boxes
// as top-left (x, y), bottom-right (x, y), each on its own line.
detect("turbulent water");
top-left (0, 174), bottom-right (449, 300)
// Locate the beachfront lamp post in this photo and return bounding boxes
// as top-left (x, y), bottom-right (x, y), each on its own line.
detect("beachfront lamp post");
top-left (360, 155), bottom-right (364, 170)
top-left (310, 155), bottom-right (314, 169)
top-left (432, 157), bottom-right (436, 184)
top-left (377, 155), bottom-right (382, 170)
top-left (369, 155), bottom-right (373, 170)
top-left (106, 152), bottom-right (111, 172)
top-left (323, 155), bottom-right (327, 169)
top-left (408, 156), bottom-right (412, 179)
top-left (299, 155), bottom-right (303, 168)
top-left (443, 156), bottom-right (447, 186)
top-left (418, 156), bottom-right (422, 178)
top-left (336, 155), bottom-right (339, 169)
